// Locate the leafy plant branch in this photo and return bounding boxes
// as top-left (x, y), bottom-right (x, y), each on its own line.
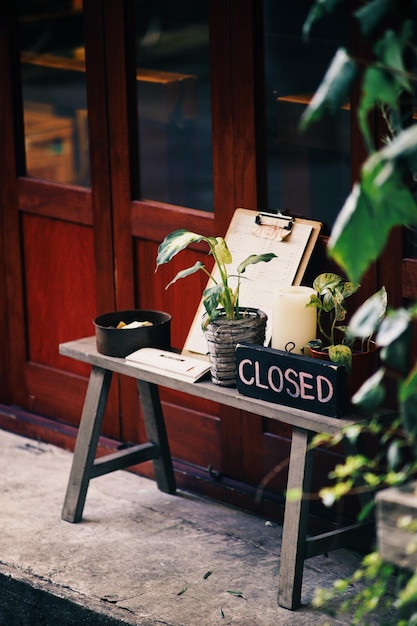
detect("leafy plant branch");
top-left (156, 229), bottom-right (277, 327)
top-left (295, 0), bottom-right (417, 621)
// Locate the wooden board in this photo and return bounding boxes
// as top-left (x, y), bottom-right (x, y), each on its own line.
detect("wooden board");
top-left (236, 343), bottom-right (347, 417)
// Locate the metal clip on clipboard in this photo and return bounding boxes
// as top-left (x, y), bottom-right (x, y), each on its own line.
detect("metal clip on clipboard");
top-left (255, 211), bottom-right (295, 241)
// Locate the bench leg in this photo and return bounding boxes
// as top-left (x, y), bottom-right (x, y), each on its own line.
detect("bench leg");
top-left (61, 366), bottom-right (112, 523)
top-left (137, 380), bottom-right (176, 495)
top-left (278, 427), bottom-right (314, 610)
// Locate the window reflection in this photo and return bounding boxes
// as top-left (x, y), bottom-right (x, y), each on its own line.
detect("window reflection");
top-left (19, 1), bottom-right (89, 186)
top-left (264, 0), bottom-right (350, 232)
top-left (134, 1), bottom-right (213, 211)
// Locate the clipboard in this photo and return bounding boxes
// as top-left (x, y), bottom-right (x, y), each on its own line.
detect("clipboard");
top-left (182, 208), bottom-right (322, 357)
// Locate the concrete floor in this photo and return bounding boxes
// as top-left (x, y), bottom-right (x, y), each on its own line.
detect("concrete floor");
top-left (0, 428), bottom-right (398, 625)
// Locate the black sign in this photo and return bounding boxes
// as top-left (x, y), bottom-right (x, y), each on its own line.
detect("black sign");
top-left (236, 343), bottom-right (346, 417)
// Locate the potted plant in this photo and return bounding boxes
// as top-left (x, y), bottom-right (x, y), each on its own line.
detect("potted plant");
top-left (155, 228), bottom-right (277, 386)
top-left (305, 272), bottom-right (387, 374)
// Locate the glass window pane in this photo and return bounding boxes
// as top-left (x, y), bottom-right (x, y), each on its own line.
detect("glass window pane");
top-left (18, 1), bottom-right (89, 186)
top-left (134, 1), bottom-right (213, 211)
top-left (264, 0), bottom-right (350, 233)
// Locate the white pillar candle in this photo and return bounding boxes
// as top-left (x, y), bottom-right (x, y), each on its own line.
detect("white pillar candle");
top-left (271, 286), bottom-right (317, 354)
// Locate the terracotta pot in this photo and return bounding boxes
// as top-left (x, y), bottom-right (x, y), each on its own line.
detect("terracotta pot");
top-left (204, 308), bottom-right (267, 387)
top-left (307, 340), bottom-right (379, 400)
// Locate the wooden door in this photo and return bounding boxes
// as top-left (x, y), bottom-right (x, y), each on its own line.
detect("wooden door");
top-left (0, 0), bottom-right (267, 508)
top-left (1, 1), bottom-right (126, 443)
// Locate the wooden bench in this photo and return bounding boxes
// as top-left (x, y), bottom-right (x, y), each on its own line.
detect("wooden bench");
top-left (59, 336), bottom-right (374, 610)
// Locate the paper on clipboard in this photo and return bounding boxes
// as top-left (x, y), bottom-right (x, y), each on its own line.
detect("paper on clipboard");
top-left (182, 208), bottom-right (322, 357)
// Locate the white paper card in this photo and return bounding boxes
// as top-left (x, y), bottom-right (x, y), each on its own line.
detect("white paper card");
top-left (125, 348), bottom-right (210, 383)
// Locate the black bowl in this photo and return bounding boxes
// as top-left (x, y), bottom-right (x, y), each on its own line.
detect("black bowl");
top-left (94, 309), bottom-right (171, 357)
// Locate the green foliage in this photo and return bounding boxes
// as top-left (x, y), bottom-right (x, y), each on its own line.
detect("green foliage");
top-left (314, 551), bottom-right (399, 625)
top-left (305, 273), bottom-right (386, 372)
top-left (349, 288), bottom-right (388, 340)
top-left (298, 3), bottom-right (417, 617)
top-left (301, 0), bottom-right (417, 427)
top-left (299, 49), bottom-right (357, 130)
top-left (155, 229), bottom-right (277, 327)
top-left (307, 273), bottom-right (361, 345)
top-left (305, 409), bottom-right (417, 623)
top-left (301, 0), bottom-right (417, 285)
top-left (328, 135), bottom-right (417, 284)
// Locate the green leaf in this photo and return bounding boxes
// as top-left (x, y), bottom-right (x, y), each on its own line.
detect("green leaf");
top-left (359, 24), bottom-right (413, 146)
top-left (399, 364), bottom-right (417, 405)
top-left (165, 261), bottom-right (205, 289)
top-left (351, 367), bottom-right (386, 411)
top-left (227, 590), bottom-right (246, 599)
top-left (354, 0), bottom-right (396, 38)
top-left (376, 308), bottom-right (412, 375)
top-left (377, 308), bottom-right (411, 346)
top-left (328, 157), bottom-right (417, 284)
top-left (322, 291), bottom-right (338, 313)
top-left (328, 184), bottom-right (373, 284)
top-left (303, 0), bottom-right (344, 40)
top-left (340, 281), bottom-right (361, 299)
top-left (330, 455), bottom-right (368, 479)
top-left (213, 237), bottom-right (232, 266)
top-left (156, 229), bottom-right (207, 267)
top-left (333, 300), bottom-right (347, 323)
top-left (343, 424), bottom-right (362, 444)
top-left (304, 338), bottom-right (324, 352)
top-left (396, 571), bottom-right (417, 612)
top-left (374, 25), bottom-right (413, 92)
top-left (379, 124), bottom-right (417, 169)
top-left (203, 283), bottom-right (225, 321)
top-left (333, 578), bottom-right (350, 592)
top-left (359, 66), bottom-right (402, 151)
top-left (357, 499), bottom-right (376, 522)
top-left (380, 325), bottom-right (412, 375)
top-left (328, 344), bottom-right (352, 373)
top-left (203, 570), bottom-right (213, 579)
top-left (320, 488), bottom-right (336, 508)
top-left (348, 287), bottom-right (387, 338)
top-left (236, 252), bottom-right (277, 275)
top-left (313, 272), bottom-right (343, 293)
top-left (177, 586), bottom-right (188, 596)
top-left (286, 487), bottom-right (303, 501)
top-left (306, 294), bottom-right (324, 310)
top-left (311, 432), bottom-right (335, 448)
top-left (364, 471), bottom-right (380, 488)
top-left (299, 49), bottom-right (357, 131)
top-left (387, 439), bottom-right (403, 471)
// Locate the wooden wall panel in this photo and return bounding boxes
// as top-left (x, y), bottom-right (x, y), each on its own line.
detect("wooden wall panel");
top-left (0, 3), bottom-right (26, 405)
top-left (135, 238), bottom-right (211, 351)
top-left (22, 213), bottom-right (96, 376)
top-left (17, 179), bottom-right (92, 225)
top-left (25, 363), bottom-right (88, 425)
top-left (163, 401), bottom-right (221, 468)
top-left (403, 258), bottom-right (417, 300)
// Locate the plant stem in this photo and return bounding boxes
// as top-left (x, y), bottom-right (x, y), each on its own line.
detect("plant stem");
top-left (317, 309), bottom-right (331, 344)
top-left (209, 242), bottom-right (234, 318)
top-left (330, 311), bottom-right (337, 346)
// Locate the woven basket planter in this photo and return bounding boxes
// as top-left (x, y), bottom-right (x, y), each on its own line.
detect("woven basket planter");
top-left (204, 308), bottom-right (267, 387)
